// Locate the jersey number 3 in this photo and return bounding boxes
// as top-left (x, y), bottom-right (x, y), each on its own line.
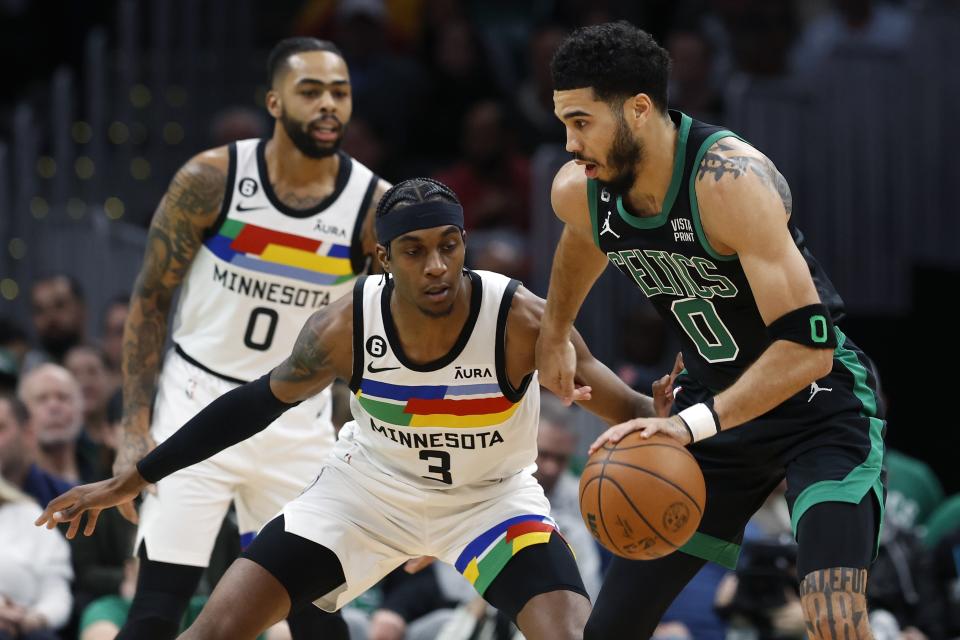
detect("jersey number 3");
top-left (419, 450), bottom-right (452, 484)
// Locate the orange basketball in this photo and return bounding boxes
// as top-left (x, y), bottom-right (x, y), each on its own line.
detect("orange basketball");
top-left (579, 432), bottom-right (706, 560)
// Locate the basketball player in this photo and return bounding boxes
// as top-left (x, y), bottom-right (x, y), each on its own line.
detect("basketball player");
top-left (111, 37), bottom-right (389, 639)
top-left (536, 22), bottom-right (885, 640)
top-left (38, 178), bottom-right (669, 640)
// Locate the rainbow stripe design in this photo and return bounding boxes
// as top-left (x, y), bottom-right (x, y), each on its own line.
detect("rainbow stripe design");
top-left (456, 514), bottom-right (561, 594)
top-left (205, 219), bottom-right (353, 286)
top-left (356, 379), bottom-right (518, 428)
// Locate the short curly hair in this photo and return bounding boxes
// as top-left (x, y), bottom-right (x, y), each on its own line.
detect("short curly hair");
top-left (551, 21), bottom-right (671, 112)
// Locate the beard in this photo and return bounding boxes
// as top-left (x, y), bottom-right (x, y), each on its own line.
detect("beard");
top-left (604, 111), bottom-right (644, 194)
top-left (280, 109), bottom-right (345, 159)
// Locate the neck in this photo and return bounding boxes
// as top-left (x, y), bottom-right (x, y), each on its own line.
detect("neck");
top-left (390, 273), bottom-right (473, 364)
top-left (39, 441), bottom-right (78, 482)
top-left (624, 112), bottom-right (678, 216)
top-left (265, 128), bottom-right (340, 187)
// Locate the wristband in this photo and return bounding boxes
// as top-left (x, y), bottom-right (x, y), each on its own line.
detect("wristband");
top-left (677, 400), bottom-right (720, 443)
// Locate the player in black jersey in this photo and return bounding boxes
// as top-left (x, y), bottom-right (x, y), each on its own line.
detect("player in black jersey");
top-left (537, 21), bottom-right (885, 640)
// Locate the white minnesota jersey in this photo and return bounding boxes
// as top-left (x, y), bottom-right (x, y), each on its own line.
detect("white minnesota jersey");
top-left (172, 139), bottom-right (378, 382)
top-left (338, 270), bottom-right (540, 492)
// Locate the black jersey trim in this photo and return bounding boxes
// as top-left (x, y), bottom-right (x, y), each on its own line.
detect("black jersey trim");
top-left (350, 174), bottom-right (379, 275)
top-left (689, 130), bottom-right (742, 262)
top-left (348, 276), bottom-right (368, 392)
top-left (586, 178), bottom-right (601, 248)
top-left (256, 140), bottom-right (353, 218)
top-left (174, 344), bottom-right (247, 385)
top-left (494, 279), bottom-right (532, 403)
top-left (201, 142), bottom-right (238, 242)
top-left (381, 270), bottom-right (482, 372)
top-left (613, 111), bottom-right (692, 230)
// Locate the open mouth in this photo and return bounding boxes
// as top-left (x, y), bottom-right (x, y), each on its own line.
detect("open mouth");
top-left (310, 120), bottom-right (340, 142)
top-left (424, 284), bottom-right (450, 302)
top-left (575, 159), bottom-right (599, 178)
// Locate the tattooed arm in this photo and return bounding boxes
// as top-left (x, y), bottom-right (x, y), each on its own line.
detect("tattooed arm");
top-left (36, 297), bottom-right (354, 538)
top-left (114, 150), bottom-right (228, 479)
top-left (695, 138), bottom-right (832, 430)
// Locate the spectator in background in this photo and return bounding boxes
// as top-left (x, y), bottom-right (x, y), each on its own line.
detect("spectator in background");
top-left (790, 0), bottom-right (913, 76)
top-left (414, 18), bottom-right (503, 164)
top-left (208, 106), bottom-right (268, 147)
top-left (0, 317), bottom-right (29, 393)
top-left (28, 275), bottom-right (87, 367)
top-left (533, 395), bottom-right (602, 600)
top-left (465, 229), bottom-right (529, 282)
top-left (515, 24), bottom-right (567, 152)
top-left (64, 345), bottom-right (117, 481)
top-left (99, 296), bottom-right (128, 388)
top-left (435, 100), bottom-right (531, 230)
top-left (884, 448), bottom-right (944, 532)
top-left (0, 392), bottom-right (73, 507)
top-left (333, 0), bottom-right (426, 155)
top-left (0, 477), bottom-right (73, 640)
top-left (666, 27), bottom-right (723, 123)
top-left (17, 364), bottom-right (87, 483)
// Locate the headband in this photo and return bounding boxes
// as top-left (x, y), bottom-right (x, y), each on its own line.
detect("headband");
top-left (375, 201), bottom-right (464, 245)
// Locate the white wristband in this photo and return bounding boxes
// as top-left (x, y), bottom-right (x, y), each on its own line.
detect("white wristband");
top-left (677, 403), bottom-right (719, 442)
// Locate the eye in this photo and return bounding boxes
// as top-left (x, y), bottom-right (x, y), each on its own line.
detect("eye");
top-left (404, 247), bottom-right (420, 256)
top-left (333, 90), bottom-right (348, 99)
top-left (575, 120), bottom-right (587, 129)
top-left (301, 89), bottom-right (320, 98)
top-left (442, 243), bottom-right (457, 252)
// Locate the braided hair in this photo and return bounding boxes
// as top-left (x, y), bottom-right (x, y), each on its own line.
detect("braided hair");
top-left (375, 178), bottom-right (461, 255)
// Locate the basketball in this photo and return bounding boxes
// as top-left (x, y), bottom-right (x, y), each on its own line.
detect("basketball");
top-left (579, 432), bottom-right (706, 560)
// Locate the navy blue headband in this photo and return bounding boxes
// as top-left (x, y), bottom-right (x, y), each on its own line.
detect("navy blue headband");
top-left (375, 201), bottom-right (464, 245)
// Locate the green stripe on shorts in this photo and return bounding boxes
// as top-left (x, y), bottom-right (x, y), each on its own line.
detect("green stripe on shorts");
top-left (789, 327), bottom-right (885, 554)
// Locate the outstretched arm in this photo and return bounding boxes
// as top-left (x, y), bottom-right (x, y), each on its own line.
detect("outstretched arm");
top-left (35, 298), bottom-right (354, 538)
top-left (536, 162), bottom-right (609, 403)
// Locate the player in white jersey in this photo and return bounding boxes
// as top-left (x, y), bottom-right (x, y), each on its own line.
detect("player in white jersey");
top-left (37, 178), bottom-right (671, 640)
top-left (109, 38), bottom-right (388, 639)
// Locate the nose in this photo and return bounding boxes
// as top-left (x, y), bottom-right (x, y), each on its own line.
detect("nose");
top-left (424, 249), bottom-right (446, 277)
top-left (318, 90), bottom-right (336, 113)
top-left (565, 130), bottom-right (582, 155)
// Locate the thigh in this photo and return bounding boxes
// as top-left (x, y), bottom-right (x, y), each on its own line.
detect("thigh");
top-left (136, 464), bottom-right (235, 567)
top-left (795, 493), bottom-right (877, 578)
top-left (483, 534), bottom-right (590, 639)
top-left (242, 515), bottom-right (347, 613)
top-left (280, 460), bottom-right (417, 611)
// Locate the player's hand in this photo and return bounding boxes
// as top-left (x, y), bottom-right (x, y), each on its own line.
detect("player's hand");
top-left (652, 352), bottom-right (684, 418)
top-left (403, 556), bottom-right (436, 574)
top-left (113, 425), bottom-right (157, 512)
top-left (535, 329), bottom-right (577, 405)
top-left (35, 468), bottom-right (148, 539)
top-left (588, 415), bottom-right (691, 455)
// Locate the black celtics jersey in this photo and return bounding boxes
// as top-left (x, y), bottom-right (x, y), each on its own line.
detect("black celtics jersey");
top-left (590, 110), bottom-right (845, 391)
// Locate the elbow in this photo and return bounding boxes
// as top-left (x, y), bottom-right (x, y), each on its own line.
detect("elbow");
top-left (809, 347), bottom-right (834, 381)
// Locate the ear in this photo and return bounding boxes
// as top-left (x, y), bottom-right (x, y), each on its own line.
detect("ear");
top-left (266, 89), bottom-right (281, 119)
top-left (376, 244), bottom-right (391, 273)
top-left (625, 93), bottom-right (654, 125)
